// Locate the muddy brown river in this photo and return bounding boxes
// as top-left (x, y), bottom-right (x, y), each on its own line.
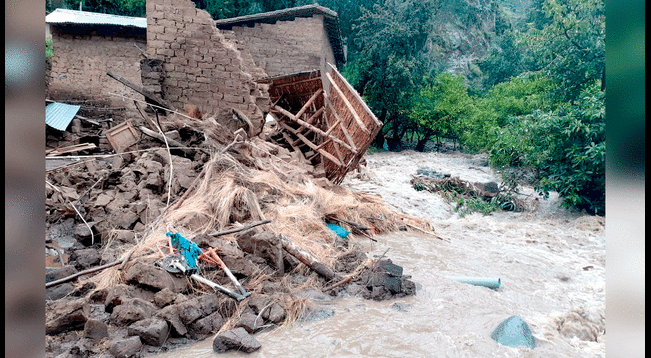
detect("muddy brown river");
top-left (153, 150), bottom-right (605, 357)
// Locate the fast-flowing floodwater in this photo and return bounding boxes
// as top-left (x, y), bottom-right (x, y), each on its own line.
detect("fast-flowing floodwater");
top-left (153, 150), bottom-right (605, 357)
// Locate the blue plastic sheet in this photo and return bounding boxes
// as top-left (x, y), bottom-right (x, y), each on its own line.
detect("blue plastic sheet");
top-left (326, 223), bottom-right (350, 238)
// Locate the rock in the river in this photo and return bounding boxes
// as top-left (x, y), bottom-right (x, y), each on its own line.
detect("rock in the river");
top-left (212, 327), bottom-right (261, 353)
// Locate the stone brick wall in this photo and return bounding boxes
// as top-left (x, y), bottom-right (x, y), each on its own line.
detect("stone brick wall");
top-left (227, 15), bottom-right (337, 89)
top-left (47, 26), bottom-right (146, 109)
top-left (146, 0), bottom-right (270, 134)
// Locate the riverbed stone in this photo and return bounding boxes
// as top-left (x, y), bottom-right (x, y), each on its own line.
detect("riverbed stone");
top-left (176, 298), bottom-right (205, 325)
top-left (105, 284), bottom-right (155, 312)
top-left (212, 327), bottom-right (261, 353)
top-left (128, 317), bottom-right (170, 346)
top-left (46, 266), bottom-right (78, 283)
top-left (153, 288), bottom-right (177, 308)
top-left (108, 336), bottom-right (142, 358)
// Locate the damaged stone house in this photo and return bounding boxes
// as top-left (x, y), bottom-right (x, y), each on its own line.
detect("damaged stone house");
top-left (47, 0), bottom-right (381, 183)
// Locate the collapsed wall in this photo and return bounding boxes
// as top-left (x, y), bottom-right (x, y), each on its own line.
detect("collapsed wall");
top-left (223, 16), bottom-right (336, 79)
top-left (146, 0), bottom-right (271, 135)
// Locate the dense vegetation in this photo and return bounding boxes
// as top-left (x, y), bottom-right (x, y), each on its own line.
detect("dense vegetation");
top-left (47, 0), bottom-right (605, 215)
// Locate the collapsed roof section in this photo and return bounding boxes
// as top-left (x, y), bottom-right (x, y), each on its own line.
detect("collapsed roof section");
top-left (260, 64), bottom-right (383, 184)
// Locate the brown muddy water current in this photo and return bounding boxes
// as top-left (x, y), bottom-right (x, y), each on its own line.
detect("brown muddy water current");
top-left (154, 150), bottom-right (605, 358)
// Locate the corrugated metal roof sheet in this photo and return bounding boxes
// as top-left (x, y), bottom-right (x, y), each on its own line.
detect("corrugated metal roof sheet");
top-left (46, 102), bottom-right (81, 131)
top-left (46, 9), bottom-right (146, 28)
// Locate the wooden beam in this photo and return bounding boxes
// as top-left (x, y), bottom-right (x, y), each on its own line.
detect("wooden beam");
top-left (292, 106), bottom-right (325, 145)
top-left (272, 104), bottom-right (297, 121)
top-left (106, 71), bottom-right (174, 111)
top-left (294, 88), bottom-right (323, 122)
top-left (46, 143), bottom-right (97, 156)
top-left (280, 130), bottom-right (304, 159)
top-left (325, 72), bottom-right (369, 133)
top-left (273, 104), bottom-right (356, 153)
top-left (280, 235), bottom-right (338, 281)
top-left (278, 122), bottom-right (342, 167)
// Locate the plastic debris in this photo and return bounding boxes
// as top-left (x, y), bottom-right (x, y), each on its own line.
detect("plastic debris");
top-left (326, 223), bottom-right (350, 238)
top-left (166, 232), bottom-right (202, 271)
top-left (491, 316), bottom-right (537, 349)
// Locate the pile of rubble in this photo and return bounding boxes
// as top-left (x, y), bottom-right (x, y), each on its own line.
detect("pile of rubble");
top-left (45, 87), bottom-right (430, 357)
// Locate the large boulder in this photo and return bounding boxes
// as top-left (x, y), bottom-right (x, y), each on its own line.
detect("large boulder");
top-left (109, 298), bottom-right (157, 326)
top-left (128, 317), bottom-right (170, 346)
top-left (190, 311), bottom-right (224, 338)
top-left (108, 336), bottom-right (142, 358)
top-left (236, 231), bottom-right (282, 271)
top-left (83, 319), bottom-right (109, 340)
top-left (236, 310), bottom-right (265, 334)
top-left (46, 298), bottom-right (87, 335)
top-left (247, 294), bottom-right (286, 324)
top-left (71, 248), bottom-right (102, 270)
top-left (212, 327), bottom-right (261, 353)
top-left (104, 284), bottom-right (155, 312)
top-left (156, 304), bottom-right (188, 337)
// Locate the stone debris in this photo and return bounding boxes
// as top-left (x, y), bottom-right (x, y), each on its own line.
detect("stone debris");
top-left (212, 327), bottom-right (262, 353)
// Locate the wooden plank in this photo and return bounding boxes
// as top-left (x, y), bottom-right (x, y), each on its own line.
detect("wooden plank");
top-left (273, 105), bottom-right (355, 153)
top-left (280, 130), bottom-right (303, 157)
top-left (280, 235), bottom-right (338, 281)
top-left (105, 121), bottom-right (139, 153)
top-left (338, 121), bottom-right (358, 152)
top-left (327, 62), bottom-right (383, 127)
top-left (272, 104), bottom-right (296, 121)
top-left (325, 72), bottom-right (369, 133)
top-left (106, 71), bottom-right (174, 111)
top-left (47, 143), bottom-right (97, 156)
top-left (324, 96), bottom-right (357, 151)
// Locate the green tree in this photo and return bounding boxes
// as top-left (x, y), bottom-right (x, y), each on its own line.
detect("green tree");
top-left (410, 73), bottom-right (473, 151)
top-left (462, 72), bottom-right (557, 157)
top-left (344, 0), bottom-right (438, 147)
top-left (521, 0), bottom-right (605, 101)
top-left (533, 82), bottom-right (605, 214)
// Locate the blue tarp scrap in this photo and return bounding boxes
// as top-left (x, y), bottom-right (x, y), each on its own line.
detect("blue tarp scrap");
top-left (166, 232), bottom-right (202, 270)
top-left (326, 223), bottom-right (350, 238)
